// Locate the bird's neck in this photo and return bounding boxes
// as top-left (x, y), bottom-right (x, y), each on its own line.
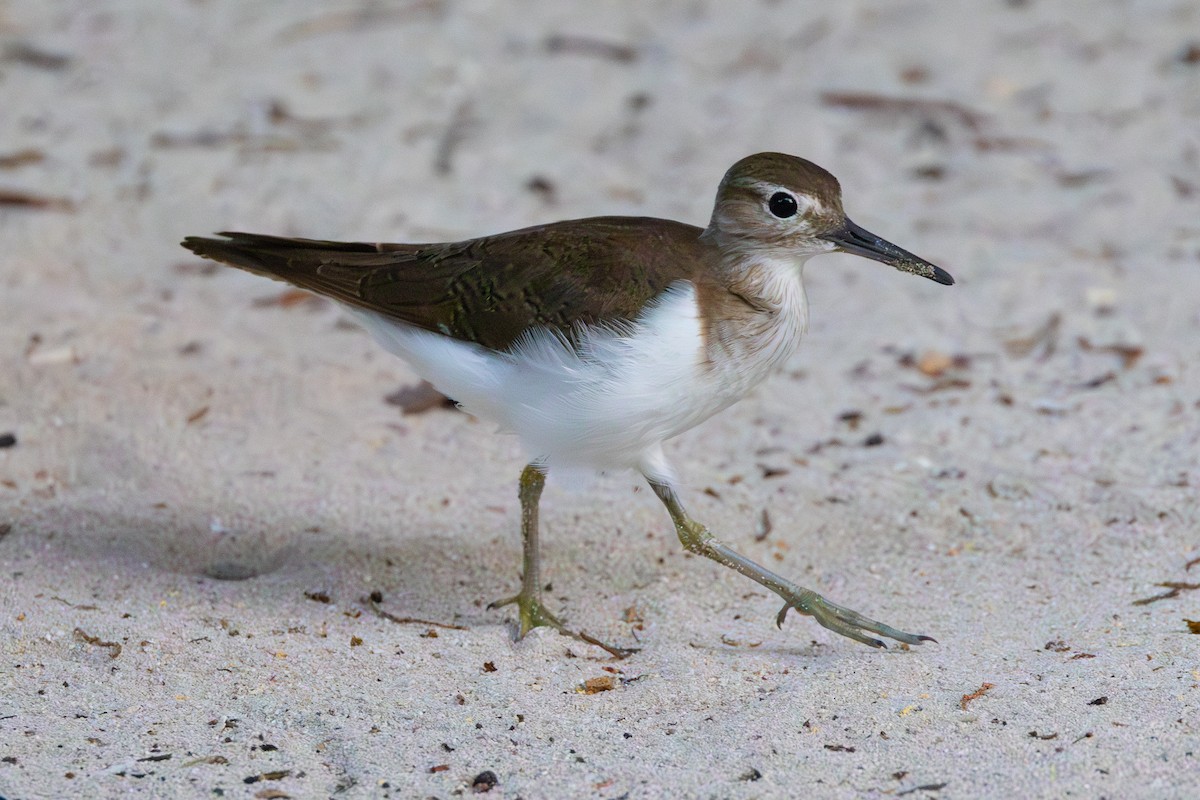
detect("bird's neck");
top-left (695, 250), bottom-right (810, 374)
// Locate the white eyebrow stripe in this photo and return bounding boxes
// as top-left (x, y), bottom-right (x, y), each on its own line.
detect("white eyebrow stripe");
top-left (750, 182), bottom-right (825, 216)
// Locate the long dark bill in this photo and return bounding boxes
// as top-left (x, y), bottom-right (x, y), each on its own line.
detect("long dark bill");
top-left (822, 218), bottom-right (954, 285)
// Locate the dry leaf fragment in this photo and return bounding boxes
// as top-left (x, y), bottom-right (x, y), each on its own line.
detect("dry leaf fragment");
top-left (754, 508), bottom-right (772, 542)
top-left (1077, 337), bottom-right (1144, 369)
top-left (820, 91), bottom-right (986, 131)
top-left (917, 351), bottom-right (954, 377)
top-left (0, 149), bottom-right (46, 168)
top-left (3, 42), bottom-right (72, 70)
top-left (0, 188), bottom-right (74, 211)
top-left (960, 681), bottom-right (994, 710)
top-left (1132, 581), bottom-right (1200, 606)
top-left (384, 380), bottom-right (456, 414)
top-left (73, 628), bottom-right (122, 659)
top-left (1004, 313), bottom-right (1061, 360)
top-left (580, 676), bottom-right (616, 694)
top-left (243, 770), bottom-right (291, 784)
top-left (544, 34), bottom-right (638, 63)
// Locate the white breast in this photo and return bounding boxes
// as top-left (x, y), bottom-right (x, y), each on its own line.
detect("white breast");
top-left (351, 268), bottom-right (808, 480)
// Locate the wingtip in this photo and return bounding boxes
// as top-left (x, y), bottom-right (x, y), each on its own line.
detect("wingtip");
top-left (180, 232), bottom-right (244, 259)
top-left (179, 234), bottom-right (206, 255)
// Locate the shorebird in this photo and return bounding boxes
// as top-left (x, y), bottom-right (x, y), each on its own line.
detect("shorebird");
top-left (183, 152), bottom-right (953, 652)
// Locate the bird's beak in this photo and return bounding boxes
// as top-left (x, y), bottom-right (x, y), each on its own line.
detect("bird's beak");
top-left (821, 217), bottom-right (954, 285)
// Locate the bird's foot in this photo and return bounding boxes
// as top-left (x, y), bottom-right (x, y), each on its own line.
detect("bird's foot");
top-left (488, 590), bottom-right (570, 639)
top-left (488, 591), bottom-right (638, 659)
top-left (775, 589), bottom-right (936, 649)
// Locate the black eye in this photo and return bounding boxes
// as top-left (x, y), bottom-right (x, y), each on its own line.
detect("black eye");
top-left (768, 192), bottom-right (798, 219)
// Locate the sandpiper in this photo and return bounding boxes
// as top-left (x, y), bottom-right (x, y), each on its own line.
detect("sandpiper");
top-left (183, 152), bottom-right (953, 652)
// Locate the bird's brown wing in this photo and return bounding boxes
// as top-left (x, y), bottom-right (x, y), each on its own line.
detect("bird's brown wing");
top-left (181, 217), bottom-right (708, 351)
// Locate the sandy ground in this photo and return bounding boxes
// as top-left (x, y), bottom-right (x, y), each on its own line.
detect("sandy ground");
top-left (2, 1), bottom-right (1200, 798)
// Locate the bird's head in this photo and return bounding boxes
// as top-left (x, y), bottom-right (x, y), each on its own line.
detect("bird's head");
top-left (705, 152), bottom-right (953, 285)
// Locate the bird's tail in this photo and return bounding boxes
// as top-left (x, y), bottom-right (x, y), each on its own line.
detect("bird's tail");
top-left (180, 232), bottom-right (413, 307)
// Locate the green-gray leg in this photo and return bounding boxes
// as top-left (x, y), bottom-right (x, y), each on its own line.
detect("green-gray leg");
top-left (489, 464), bottom-right (637, 658)
top-left (488, 463), bottom-right (565, 636)
top-left (648, 478), bottom-right (933, 649)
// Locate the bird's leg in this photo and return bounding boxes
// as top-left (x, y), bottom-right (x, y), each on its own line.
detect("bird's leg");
top-left (488, 463), bottom-right (566, 636)
top-left (647, 478), bottom-right (933, 649)
top-left (489, 464), bottom-right (638, 658)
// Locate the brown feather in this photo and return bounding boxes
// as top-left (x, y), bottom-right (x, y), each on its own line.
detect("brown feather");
top-left (181, 218), bottom-right (709, 351)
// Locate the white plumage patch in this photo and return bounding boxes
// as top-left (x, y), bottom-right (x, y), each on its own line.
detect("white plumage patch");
top-left (351, 271), bottom-right (808, 480)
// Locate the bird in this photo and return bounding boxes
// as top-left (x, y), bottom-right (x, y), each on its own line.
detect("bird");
top-left (182, 152), bottom-right (953, 653)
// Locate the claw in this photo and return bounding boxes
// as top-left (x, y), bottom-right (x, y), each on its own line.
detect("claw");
top-left (775, 597), bottom-right (933, 649)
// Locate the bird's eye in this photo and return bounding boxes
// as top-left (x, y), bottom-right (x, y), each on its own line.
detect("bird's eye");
top-left (768, 192), bottom-right (798, 219)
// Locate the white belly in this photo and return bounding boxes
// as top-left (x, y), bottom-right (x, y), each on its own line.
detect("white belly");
top-left (351, 280), bottom-right (805, 478)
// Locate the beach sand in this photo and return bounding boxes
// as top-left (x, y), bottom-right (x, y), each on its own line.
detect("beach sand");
top-left (2, 1), bottom-right (1198, 797)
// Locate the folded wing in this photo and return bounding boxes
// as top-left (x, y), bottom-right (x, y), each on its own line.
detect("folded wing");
top-left (181, 218), bottom-right (707, 351)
